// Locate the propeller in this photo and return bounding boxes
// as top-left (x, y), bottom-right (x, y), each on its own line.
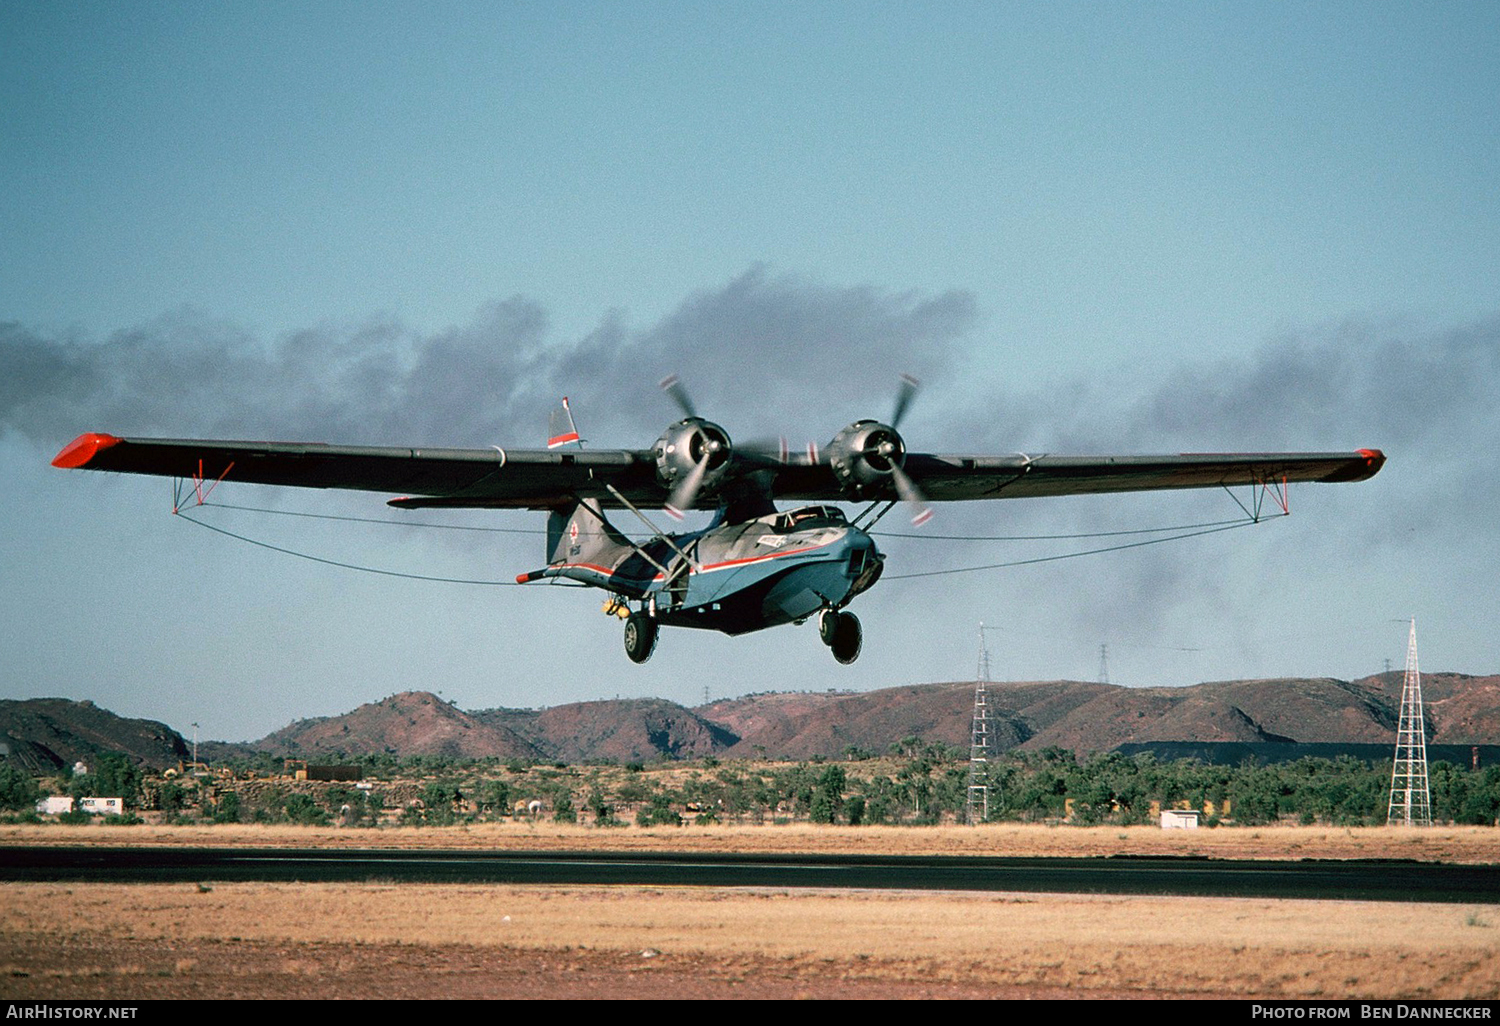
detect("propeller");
top-left (656, 372), bottom-right (930, 524)
top-left (660, 374), bottom-right (696, 419)
top-left (888, 373), bottom-right (932, 526)
top-left (891, 459), bottom-right (933, 527)
top-left (822, 373), bottom-right (934, 526)
top-left (656, 375), bottom-right (730, 520)
top-left (891, 371), bottom-right (919, 429)
top-left (664, 451), bottom-right (710, 520)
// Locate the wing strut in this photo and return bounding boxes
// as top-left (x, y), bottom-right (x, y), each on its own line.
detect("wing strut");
top-left (172, 459), bottom-right (236, 514)
top-left (1223, 476), bottom-right (1289, 522)
top-left (605, 484), bottom-right (700, 569)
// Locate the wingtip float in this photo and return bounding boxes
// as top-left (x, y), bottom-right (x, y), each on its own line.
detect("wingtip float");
top-left (52, 432), bottom-right (123, 469)
top-left (1335, 447), bottom-right (1386, 483)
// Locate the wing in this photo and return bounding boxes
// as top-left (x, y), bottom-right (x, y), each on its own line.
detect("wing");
top-left (54, 432), bottom-right (1384, 509)
top-left (754, 448), bottom-right (1383, 503)
top-left (52, 432), bottom-right (663, 509)
top-left (883, 449), bottom-right (1384, 501)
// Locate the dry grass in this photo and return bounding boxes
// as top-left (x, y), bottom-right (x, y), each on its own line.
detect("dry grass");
top-left (2, 881), bottom-right (1497, 999)
top-left (4, 822), bottom-right (1498, 998)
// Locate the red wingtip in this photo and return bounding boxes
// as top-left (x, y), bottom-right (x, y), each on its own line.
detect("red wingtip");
top-left (52, 433), bottom-right (122, 469)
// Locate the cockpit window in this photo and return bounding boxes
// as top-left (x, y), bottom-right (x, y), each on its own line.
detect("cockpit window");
top-left (771, 505), bottom-right (846, 533)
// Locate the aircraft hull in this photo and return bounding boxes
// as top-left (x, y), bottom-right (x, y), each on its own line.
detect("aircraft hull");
top-left (657, 527), bottom-right (883, 635)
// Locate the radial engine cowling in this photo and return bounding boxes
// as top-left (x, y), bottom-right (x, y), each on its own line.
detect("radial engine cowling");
top-left (826, 419), bottom-right (906, 500)
top-left (653, 418), bottom-right (733, 498)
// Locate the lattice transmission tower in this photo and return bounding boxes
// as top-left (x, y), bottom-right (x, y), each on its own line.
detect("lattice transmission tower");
top-left (967, 623), bottom-right (992, 825)
top-left (1387, 618), bottom-right (1432, 827)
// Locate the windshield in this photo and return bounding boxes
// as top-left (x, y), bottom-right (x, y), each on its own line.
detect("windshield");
top-left (771, 505), bottom-right (847, 533)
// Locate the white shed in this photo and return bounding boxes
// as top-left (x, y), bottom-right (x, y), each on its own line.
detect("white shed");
top-left (80, 797), bottom-right (124, 816)
top-left (1160, 809), bottom-right (1201, 830)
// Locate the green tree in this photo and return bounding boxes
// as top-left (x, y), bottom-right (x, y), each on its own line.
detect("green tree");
top-left (283, 793), bottom-right (329, 825)
top-left (0, 763), bottom-right (40, 811)
top-left (93, 754), bottom-right (144, 807)
top-left (210, 791), bottom-right (242, 824)
top-left (809, 765), bottom-right (846, 824)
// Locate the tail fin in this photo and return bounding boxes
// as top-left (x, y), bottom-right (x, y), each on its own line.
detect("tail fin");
top-left (546, 498), bottom-right (631, 566)
top-left (547, 396), bottom-right (583, 449)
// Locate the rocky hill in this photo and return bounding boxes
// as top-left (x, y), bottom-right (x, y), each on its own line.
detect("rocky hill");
top-left (6, 673), bottom-right (1498, 767)
top-left (252, 692), bottom-right (541, 761)
top-left (471, 699), bottom-right (738, 763)
top-left (216, 673), bottom-right (1500, 761)
top-left (0, 698), bottom-right (188, 772)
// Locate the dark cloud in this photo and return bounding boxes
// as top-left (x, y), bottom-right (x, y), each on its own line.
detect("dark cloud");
top-left (2, 266), bottom-right (979, 451)
top-left (6, 275), bottom-right (1494, 576)
top-left (888, 315), bottom-right (1500, 668)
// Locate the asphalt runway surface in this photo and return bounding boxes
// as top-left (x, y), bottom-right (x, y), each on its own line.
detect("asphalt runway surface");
top-left (2, 846), bottom-right (1497, 902)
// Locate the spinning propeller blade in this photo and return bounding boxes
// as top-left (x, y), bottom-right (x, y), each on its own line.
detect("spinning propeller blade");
top-left (664, 453), bottom-right (709, 520)
top-left (891, 372), bottom-right (919, 429)
top-left (660, 374), bottom-right (697, 419)
top-left (890, 373), bottom-right (931, 525)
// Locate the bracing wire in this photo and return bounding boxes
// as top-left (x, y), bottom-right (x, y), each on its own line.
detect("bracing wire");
top-left (884, 513), bottom-right (1285, 580)
top-left (172, 510), bottom-right (575, 586)
top-left (874, 515), bottom-right (1256, 543)
top-left (195, 501), bottom-right (546, 535)
top-left (174, 494), bottom-right (1286, 587)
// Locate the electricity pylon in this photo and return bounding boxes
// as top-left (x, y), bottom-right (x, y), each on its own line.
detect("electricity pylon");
top-left (1387, 619), bottom-right (1432, 827)
top-left (967, 623), bottom-right (992, 825)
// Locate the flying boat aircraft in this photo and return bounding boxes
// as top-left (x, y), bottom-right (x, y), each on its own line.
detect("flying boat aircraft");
top-left (52, 376), bottom-right (1385, 664)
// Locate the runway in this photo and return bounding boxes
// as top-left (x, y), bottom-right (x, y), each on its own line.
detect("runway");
top-left (3, 846), bottom-right (1496, 902)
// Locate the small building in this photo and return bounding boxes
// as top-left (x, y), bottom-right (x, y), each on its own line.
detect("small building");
top-left (36, 796), bottom-right (74, 815)
top-left (1160, 809), bottom-right (1201, 830)
top-left (305, 765), bottom-right (362, 782)
top-left (80, 797), bottom-right (124, 816)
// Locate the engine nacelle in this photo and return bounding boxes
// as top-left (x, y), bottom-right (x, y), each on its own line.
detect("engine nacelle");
top-left (653, 418), bottom-right (732, 494)
top-left (826, 419), bottom-right (906, 500)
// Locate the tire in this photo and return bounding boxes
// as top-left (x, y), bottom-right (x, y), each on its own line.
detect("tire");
top-left (818, 608), bottom-right (840, 645)
top-left (623, 612), bottom-right (658, 664)
top-left (829, 612), bottom-right (861, 664)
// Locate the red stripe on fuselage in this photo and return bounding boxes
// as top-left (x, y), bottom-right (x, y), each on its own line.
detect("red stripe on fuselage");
top-left (542, 536), bottom-right (844, 584)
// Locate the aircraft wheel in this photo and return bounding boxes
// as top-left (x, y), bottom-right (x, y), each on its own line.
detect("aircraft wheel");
top-left (624, 612), bottom-right (658, 664)
top-left (818, 608), bottom-right (840, 645)
top-left (828, 612), bottom-right (861, 665)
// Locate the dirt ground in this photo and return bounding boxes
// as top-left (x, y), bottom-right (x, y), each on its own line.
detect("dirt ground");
top-left (3, 823), bottom-right (1498, 1000)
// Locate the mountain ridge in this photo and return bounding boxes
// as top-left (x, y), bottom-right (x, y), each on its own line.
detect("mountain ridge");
top-left (5, 672), bottom-right (1497, 769)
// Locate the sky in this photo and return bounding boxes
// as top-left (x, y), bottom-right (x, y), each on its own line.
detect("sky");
top-left (2, 1), bottom-right (1497, 742)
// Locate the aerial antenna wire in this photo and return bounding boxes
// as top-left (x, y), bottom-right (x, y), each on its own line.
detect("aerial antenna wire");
top-left (194, 501), bottom-right (547, 534)
top-left (171, 509), bottom-right (567, 586)
top-left (175, 495), bottom-right (1285, 586)
top-left (198, 501), bottom-right (1253, 545)
top-left (885, 513), bottom-right (1283, 580)
top-left (874, 515), bottom-right (1256, 542)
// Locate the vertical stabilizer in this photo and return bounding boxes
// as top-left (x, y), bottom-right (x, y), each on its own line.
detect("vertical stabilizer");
top-left (547, 397), bottom-right (583, 449)
top-left (546, 498), bottom-right (632, 566)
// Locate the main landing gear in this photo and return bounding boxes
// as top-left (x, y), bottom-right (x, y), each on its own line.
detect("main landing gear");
top-left (624, 611), bottom-right (658, 664)
top-left (819, 608), bottom-right (862, 664)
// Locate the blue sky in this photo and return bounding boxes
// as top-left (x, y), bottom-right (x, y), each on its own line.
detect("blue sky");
top-left (3, 2), bottom-right (1497, 741)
